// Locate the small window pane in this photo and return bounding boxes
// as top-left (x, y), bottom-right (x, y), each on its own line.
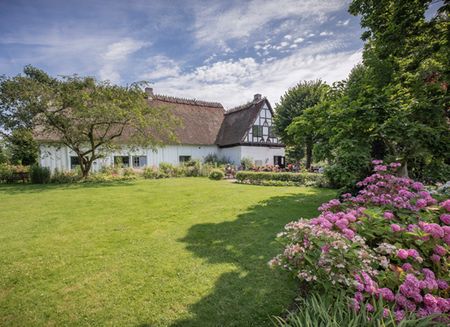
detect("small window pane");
top-left (179, 155), bottom-right (191, 163)
top-left (70, 156), bottom-right (80, 170)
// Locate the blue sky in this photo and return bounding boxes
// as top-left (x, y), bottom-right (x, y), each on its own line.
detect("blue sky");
top-left (0, 0), bottom-right (365, 107)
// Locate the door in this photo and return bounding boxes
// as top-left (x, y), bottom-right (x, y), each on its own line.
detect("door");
top-left (274, 156), bottom-right (285, 168)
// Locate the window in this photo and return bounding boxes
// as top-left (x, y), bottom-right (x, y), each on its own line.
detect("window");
top-left (133, 156), bottom-right (147, 168)
top-left (274, 156), bottom-right (285, 168)
top-left (179, 155), bottom-right (191, 163)
top-left (252, 125), bottom-right (263, 137)
top-left (114, 156), bottom-right (130, 168)
top-left (70, 156), bottom-right (80, 170)
top-left (268, 126), bottom-right (275, 138)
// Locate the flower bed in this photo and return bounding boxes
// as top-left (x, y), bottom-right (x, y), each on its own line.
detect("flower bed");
top-left (270, 161), bottom-right (449, 323)
top-left (235, 171), bottom-right (329, 187)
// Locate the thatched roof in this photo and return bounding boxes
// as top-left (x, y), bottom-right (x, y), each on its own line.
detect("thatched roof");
top-left (149, 94), bottom-right (225, 145)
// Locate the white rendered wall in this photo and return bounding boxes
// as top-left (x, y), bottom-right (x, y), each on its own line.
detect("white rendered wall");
top-left (39, 144), bottom-right (218, 172)
top-left (218, 147), bottom-right (241, 165)
top-left (239, 146), bottom-right (285, 166)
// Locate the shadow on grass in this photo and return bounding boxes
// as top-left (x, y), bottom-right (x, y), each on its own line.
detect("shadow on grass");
top-left (165, 189), bottom-right (336, 327)
top-left (0, 180), bottom-right (137, 194)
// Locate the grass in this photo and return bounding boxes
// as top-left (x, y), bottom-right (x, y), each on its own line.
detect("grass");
top-left (0, 178), bottom-right (335, 326)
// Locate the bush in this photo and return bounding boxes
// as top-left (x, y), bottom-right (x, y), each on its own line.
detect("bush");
top-left (51, 169), bottom-right (80, 183)
top-left (235, 171), bottom-right (329, 187)
top-left (0, 163), bottom-right (13, 183)
top-left (273, 292), bottom-right (440, 327)
top-left (271, 161), bottom-right (450, 323)
top-left (143, 167), bottom-right (168, 179)
top-left (122, 167), bottom-right (138, 177)
top-left (209, 169), bottom-right (224, 180)
top-left (183, 160), bottom-right (201, 177)
top-left (204, 153), bottom-right (230, 165)
top-left (30, 165), bottom-right (50, 184)
top-left (240, 157), bottom-right (253, 170)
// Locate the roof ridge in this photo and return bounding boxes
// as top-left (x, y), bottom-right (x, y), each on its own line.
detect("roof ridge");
top-left (225, 97), bottom-right (266, 115)
top-left (153, 94), bottom-right (224, 108)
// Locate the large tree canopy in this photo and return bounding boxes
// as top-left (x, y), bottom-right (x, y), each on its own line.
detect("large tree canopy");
top-left (274, 80), bottom-right (330, 169)
top-left (286, 0), bottom-right (449, 188)
top-left (0, 66), bottom-right (176, 177)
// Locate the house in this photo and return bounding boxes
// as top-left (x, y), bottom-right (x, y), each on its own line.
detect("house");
top-left (36, 88), bottom-right (285, 172)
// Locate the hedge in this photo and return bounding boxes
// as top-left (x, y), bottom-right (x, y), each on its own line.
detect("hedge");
top-left (235, 171), bottom-right (329, 187)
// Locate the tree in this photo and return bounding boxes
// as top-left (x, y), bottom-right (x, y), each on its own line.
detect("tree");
top-left (348, 0), bottom-right (450, 177)
top-left (274, 80), bottom-right (330, 169)
top-left (7, 128), bottom-right (38, 165)
top-left (0, 66), bottom-right (176, 177)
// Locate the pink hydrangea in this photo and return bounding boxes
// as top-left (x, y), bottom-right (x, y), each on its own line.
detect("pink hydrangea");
top-left (440, 214), bottom-right (450, 225)
top-left (434, 245), bottom-right (446, 256)
top-left (431, 254), bottom-right (441, 263)
top-left (441, 200), bottom-right (450, 212)
top-left (397, 249), bottom-right (409, 260)
top-left (391, 224), bottom-right (402, 232)
top-left (384, 211), bottom-right (394, 220)
top-left (378, 287), bottom-right (395, 301)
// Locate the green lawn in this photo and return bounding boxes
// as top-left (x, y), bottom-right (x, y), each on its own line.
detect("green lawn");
top-left (0, 178), bottom-right (335, 327)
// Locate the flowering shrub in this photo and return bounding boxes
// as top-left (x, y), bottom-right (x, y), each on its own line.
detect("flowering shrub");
top-left (271, 161), bottom-right (449, 323)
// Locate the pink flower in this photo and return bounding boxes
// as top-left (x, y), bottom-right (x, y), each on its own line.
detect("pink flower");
top-left (412, 182), bottom-right (424, 191)
top-left (391, 224), bottom-right (402, 232)
top-left (397, 249), bottom-right (409, 260)
top-left (374, 165), bottom-right (387, 171)
top-left (407, 249), bottom-right (419, 259)
top-left (378, 287), bottom-right (395, 301)
top-left (437, 280), bottom-right (448, 290)
top-left (384, 211), bottom-right (394, 220)
top-left (366, 303), bottom-right (374, 312)
top-left (434, 245), bottom-right (446, 256)
top-left (372, 160), bottom-right (383, 165)
top-left (430, 254), bottom-right (441, 263)
top-left (343, 228), bottom-right (355, 239)
top-left (394, 309), bottom-right (405, 321)
top-left (440, 214), bottom-right (450, 225)
top-left (402, 263), bottom-right (413, 271)
top-left (441, 199), bottom-right (450, 212)
top-left (415, 198), bottom-right (427, 209)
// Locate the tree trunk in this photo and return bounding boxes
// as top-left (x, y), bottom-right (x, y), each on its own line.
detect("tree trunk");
top-left (305, 141), bottom-right (313, 170)
top-left (399, 161), bottom-right (409, 178)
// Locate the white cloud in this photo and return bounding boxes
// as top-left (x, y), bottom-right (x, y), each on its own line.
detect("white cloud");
top-left (141, 55), bottom-right (181, 80)
top-left (337, 19), bottom-right (350, 26)
top-left (284, 34), bottom-right (292, 40)
top-left (103, 38), bottom-right (146, 61)
top-left (149, 42), bottom-right (362, 108)
top-left (99, 38), bottom-right (147, 83)
top-left (294, 37), bottom-right (304, 43)
top-left (290, 44), bottom-right (298, 48)
top-left (193, 0), bottom-right (348, 45)
top-left (280, 41), bottom-right (289, 47)
top-left (319, 31), bottom-right (334, 36)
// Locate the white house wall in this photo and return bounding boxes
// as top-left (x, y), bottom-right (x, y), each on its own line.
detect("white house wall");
top-left (239, 146), bottom-right (285, 166)
top-left (218, 147), bottom-right (241, 165)
top-left (39, 144), bottom-right (218, 172)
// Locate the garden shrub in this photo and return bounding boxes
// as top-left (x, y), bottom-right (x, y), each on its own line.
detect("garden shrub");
top-left (143, 167), bottom-right (168, 179)
top-left (30, 165), bottom-right (50, 184)
top-left (159, 162), bottom-right (175, 176)
top-left (204, 153), bottom-right (230, 165)
top-left (0, 163), bottom-right (13, 183)
top-left (270, 161), bottom-right (450, 323)
top-left (236, 171), bottom-right (329, 187)
top-left (273, 292), bottom-right (440, 327)
top-left (183, 160), bottom-right (201, 177)
top-left (51, 169), bottom-right (80, 183)
top-left (240, 157), bottom-right (253, 170)
top-left (208, 169), bottom-right (224, 180)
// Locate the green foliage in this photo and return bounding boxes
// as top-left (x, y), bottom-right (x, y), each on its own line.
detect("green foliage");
top-left (6, 128), bottom-right (38, 165)
top-left (0, 66), bottom-right (177, 177)
top-left (30, 165), bottom-right (50, 184)
top-left (273, 292), bottom-right (441, 327)
top-left (50, 169), bottom-right (80, 184)
top-left (208, 169), bottom-right (224, 180)
top-left (203, 153), bottom-right (230, 165)
top-left (183, 160), bottom-right (201, 177)
top-left (240, 157), bottom-right (254, 170)
top-left (286, 1), bottom-right (449, 187)
top-left (143, 167), bottom-right (169, 179)
top-left (274, 80), bottom-right (330, 168)
top-left (236, 171), bottom-right (329, 187)
top-left (0, 163), bottom-right (13, 183)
